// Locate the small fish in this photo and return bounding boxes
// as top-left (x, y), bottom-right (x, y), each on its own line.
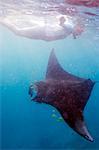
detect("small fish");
top-left (51, 114), bottom-right (57, 118)
top-left (57, 117), bottom-right (63, 122)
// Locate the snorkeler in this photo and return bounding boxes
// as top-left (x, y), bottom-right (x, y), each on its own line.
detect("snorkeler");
top-left (59, 16), bottom-right (84, 39)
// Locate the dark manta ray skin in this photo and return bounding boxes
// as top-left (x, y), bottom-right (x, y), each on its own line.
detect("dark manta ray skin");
top-left (29, 49), bottom-right (95, 142)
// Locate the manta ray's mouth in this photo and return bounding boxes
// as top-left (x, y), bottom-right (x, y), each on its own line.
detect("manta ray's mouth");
top-left (28, 84), bottom-right (38, 99)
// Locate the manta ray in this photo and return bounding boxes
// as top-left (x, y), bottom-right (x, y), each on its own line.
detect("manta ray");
top-left (29, 49), bottom-right (95, 142)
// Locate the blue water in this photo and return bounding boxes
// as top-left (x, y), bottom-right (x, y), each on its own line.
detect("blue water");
top-left (1, 25), bottom-right (99, 149)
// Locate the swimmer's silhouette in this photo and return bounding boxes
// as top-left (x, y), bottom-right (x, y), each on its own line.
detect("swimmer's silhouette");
top-left (29, 49), bottom-right (95, 142)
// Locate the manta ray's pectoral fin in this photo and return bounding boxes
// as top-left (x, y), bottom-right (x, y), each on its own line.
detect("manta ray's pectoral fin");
top-left (46, 49), bottom-right (85, 81)
top-left (61, 110), bottom-right (94, 142)
top-left (74, 119), bottom-right (94, 142)
top-left (46, 49), bottom-right (95, 111)
top-left (77, 79), bottom-right (95, 110)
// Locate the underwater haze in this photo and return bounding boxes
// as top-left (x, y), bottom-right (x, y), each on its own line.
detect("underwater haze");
top-left (1, 0), bottom-right (99, 149)
top-left (1, 24), bottom-right (99, 149)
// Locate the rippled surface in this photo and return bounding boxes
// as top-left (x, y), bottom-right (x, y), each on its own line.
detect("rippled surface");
top-left (0, 0), bottom-right (99, 41)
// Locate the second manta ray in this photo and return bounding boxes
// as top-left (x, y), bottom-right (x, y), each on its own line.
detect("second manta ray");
top-left (29, 49), bottom-right (95, 142)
